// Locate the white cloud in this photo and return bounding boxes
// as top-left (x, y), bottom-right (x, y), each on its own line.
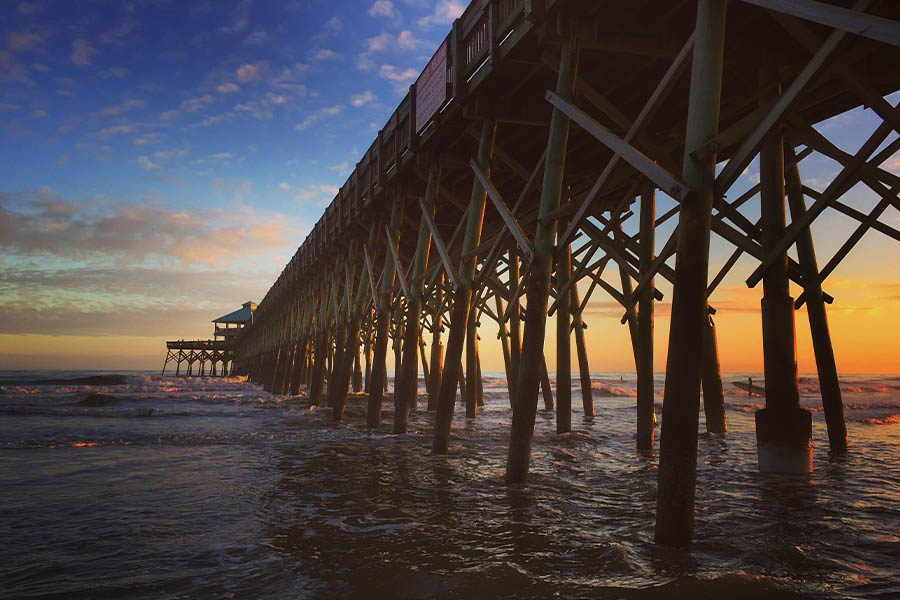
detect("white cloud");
top-left (351, 90), bottom-right (375, 107)
top-left (379, 64), bottom-right (418, 84)
top-left (71, 39), bottom-right (95, 66)
top-left (366, 30), bottom-right (426, 53)
top-left (153, 148), bottom-right (187, 161)
top-left (181, 94), bottom-right (214, 112)
top-left (295, 105), bottom-right (343, 131)
top-left (356, 54), bottom-right (375, 72)
top-left (96, 124), bottom-right (136, 138)
top-left (295, 184), bottom-right (339, 205)
top-left (132, 133), bottom-right (161, 146)
top-left (367, 32), bottom-right (392, 52)
top-left (244, 31), bottom-right (269, 45)
top-left (137, 155), bottom-right (159, 170)
top-left (217, 82), bottom-right (240, 93)
top-left (7, 30), bottom-right (48, 52)
top-left (329, 161), bottom-right (351, 176)
top-left (310, 48), bottom-right (339, 62)
top-left (99, 98), bottom-right (144, 117)
top-left (235, 62), bottom-right (263, 82)
top-left (418, 1), bottom-right (464, 27)
top-left (278, 182), bottom-right (291, 191)
top-left (368, 1), bottom-right (396, 18)
top-left (396, 30), bottom-right (426, 50)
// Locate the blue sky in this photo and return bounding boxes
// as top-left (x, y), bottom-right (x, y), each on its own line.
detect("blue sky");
top-left (0, 0), bottom-right (466, 366)
top-left (0, 0), bottom-right (897, 372)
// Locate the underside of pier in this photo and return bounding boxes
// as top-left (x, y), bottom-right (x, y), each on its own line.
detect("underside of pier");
top-left (232, 0), bottom-right (900, 546)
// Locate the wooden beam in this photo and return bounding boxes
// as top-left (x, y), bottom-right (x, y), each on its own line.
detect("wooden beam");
top-left (418, 196), bottom-right (458, 288)
top-left (739, 0), bottom-right (900, 48)
top-left (470, 158), bottom-right (535, 262)
top-left (745, 105), bottom-right (895, 288)
top-left (363, 244), bottom-right (379, 308)
top-left (556, 30), bottom-right (695, 249)
top-left (548, 91), bottom-right (689, 200)
top-left (385, 224), bottom-right (410, 297)
top-left (716, 0), bottom-right (872, 195)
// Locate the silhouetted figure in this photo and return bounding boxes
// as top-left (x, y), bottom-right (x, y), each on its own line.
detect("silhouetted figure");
top-left (748, 376), bottom-right (753, 396)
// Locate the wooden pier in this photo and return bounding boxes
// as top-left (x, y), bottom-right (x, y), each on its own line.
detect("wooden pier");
top-left (163, 302), bottom-right (256, 377)
top-left (231, 0), bottom-right (900, 546)
top-left (162, 340), bottom-right (235, 377)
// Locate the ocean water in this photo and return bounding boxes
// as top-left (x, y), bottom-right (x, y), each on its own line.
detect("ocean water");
top-left (0, 370), bottom-right (898, 599)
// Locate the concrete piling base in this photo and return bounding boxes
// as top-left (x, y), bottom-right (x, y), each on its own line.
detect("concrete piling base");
top-left (755, 407), bottom-right (813, 473)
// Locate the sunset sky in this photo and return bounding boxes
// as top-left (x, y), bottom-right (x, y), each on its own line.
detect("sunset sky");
top-left (1, 0), bottom-right (898, 374)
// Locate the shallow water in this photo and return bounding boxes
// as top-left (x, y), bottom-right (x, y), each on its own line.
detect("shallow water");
top-left (1, 370), bottom-right (898, 599)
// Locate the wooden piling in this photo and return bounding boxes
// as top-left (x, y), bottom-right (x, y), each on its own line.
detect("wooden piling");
top-left (784, 143), bottom-right (847, 452)
top-left (701, 312), bottom-right (727, 433)
top-left (506, 30), bottom-right (577, 482)
top-left (655, 0), bottom-right (727, 547)
top-left (637, 185), bottom-right (656, 448)
top-left (432, 120), bottom-right (496, 453)
top-left (428, 278), bottom-right (444, 411)
top-left (556, 218), bottom-right (573, 434)
top-left (755, 72), bottom-right (811, 473)
top-left (395, 167), bottom-right (438, 433)
top-left (368, 202), bottom-right (401, 428)
top-left (465, 305), bottom-right (479, 418)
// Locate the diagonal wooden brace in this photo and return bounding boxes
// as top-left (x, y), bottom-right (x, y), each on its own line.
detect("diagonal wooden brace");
top-left (384, 224), bottom-right (410, 298)
top-left (716, 0), bottom-right (871, 196)
top-left (739, 0), bottom-right (900, 48)
top-left (418, 196), bottom-right (458, 289)
top-left (546, 90), bottom-right (690, 202)
top-left (470, 158), bottom-right (535, 262)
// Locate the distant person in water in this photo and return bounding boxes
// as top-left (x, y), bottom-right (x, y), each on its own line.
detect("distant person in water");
top-left (748, 376), bottom-right (753, 396)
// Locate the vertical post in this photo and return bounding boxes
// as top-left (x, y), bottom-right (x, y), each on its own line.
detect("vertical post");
top-left (495, 294), bottom-right (517, 407)
top-left (476, 338), bottom-right (484, 407)
top-left (394, 310), bottom-right (403, 392)
top-left (784, 143), bottom-right (847, 452)
top-left (556, 217), bottom-right (573, 434)
top-left (540, 355), bottom-right (554, 411)
top-left (290, 341), bottom-right (305, 395)
top-left (363, 307), bottom-right (373, 392)
top-left (637, 185), bottom-right (656, 449)
top-left (428, 277), bottom-right (445, 410)
top-left (655, 0), bottom-right (727, 547)
top-left (395, 167), bottom-right (438, 433)
top-left (508, 250), bottom-right (522, 402)
top-left (368, 201), bottom-right (401, 428)
top-left (465, 305), bottom-right (479, 418)
top-left (506, 29), bottom-right (577, 481)
top-left (352, 345), bottom-right (363, 393)
top-left (309, 335), bottom-right (327, 406)
top-left (572, 301), bottom-right (593, 417)
top-left (432, 120), bottom-right (496, 453)
top-left (418, 333), bottom-right (430, 408)
top-left (330, 241), bottom-right (371, 421)
top-left (702, 312), bottom-right (727, 433)
top-left (755, 69), bottom-right (811, 473)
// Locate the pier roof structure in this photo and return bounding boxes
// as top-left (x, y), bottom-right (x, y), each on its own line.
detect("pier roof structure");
top-left (213, 302), bottom-right (257, 325)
